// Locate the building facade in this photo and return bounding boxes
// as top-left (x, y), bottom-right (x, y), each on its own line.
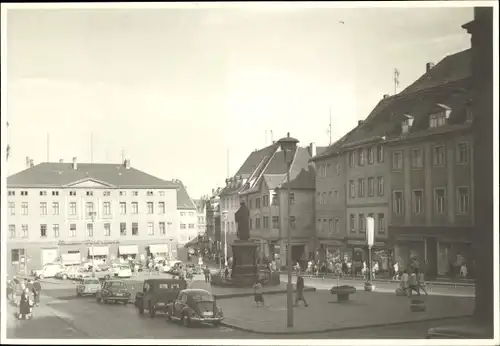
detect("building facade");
top-left (193, 197), bottom-right (208, 236)
top-left (205, 187), bottom-right (222, 253)
top-left (174, 180), bottom-right (198, 246)
top-left (6, 158), bottom-right (180, 274)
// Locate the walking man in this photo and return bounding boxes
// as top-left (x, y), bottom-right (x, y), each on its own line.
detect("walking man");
top-left (203, 265), bottom-right (211, 283)
top-left (294, 274), bottom-right (309, 307)
top-left (32, 278), bottom-right (42, 307)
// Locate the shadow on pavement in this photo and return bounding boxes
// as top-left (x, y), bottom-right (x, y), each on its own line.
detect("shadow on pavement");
top-left (6, 313), bottom-right (89, 339)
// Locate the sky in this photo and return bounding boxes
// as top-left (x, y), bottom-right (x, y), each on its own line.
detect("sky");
top-left (4, 4), bottom-right (474, 198)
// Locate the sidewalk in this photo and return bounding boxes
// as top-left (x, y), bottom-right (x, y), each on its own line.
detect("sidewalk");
top-left (218, 289), bottom-right (474, 334)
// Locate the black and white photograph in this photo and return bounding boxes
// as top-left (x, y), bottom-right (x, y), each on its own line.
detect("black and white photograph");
top-left (1, 1), bottom-right (498, 344)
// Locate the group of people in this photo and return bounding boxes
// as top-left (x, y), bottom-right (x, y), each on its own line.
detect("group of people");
top-left (6, 277), bottom-right (42, 320)
top-left (252, 274), bottom-right (308, 308)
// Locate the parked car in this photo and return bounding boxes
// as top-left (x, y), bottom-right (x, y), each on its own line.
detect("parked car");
top-left (55, 266), bottom-right (75, 280)
top-left (67, 266), bottom-right (83, 280)
top-left (135, 278), bottom-right (187, 318)
top-left (166, 261), bottom-right (183, 275)
top-left (76, 278), bottom-right (101, 296)
top-left (166, 289), bottom-right (223, 327)
top-left (96, 280), bottom-right (131, 305)
top-left (113, 265), bottom-right (132, 278)
top-left (33, 264), bottom-right (66, 279)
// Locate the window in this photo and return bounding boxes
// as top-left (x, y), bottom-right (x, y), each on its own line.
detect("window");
top-left (272, 216), bottom-right (279, 228)
top-left (9, 225), bottom-right (16, 238)
top-left (457, 187), bottom-right (470, 214)
top-left (53, 224), bottom-right (60, 237)
top-left (69, 224), bottom-right (76, 237)
top-left (158, 202), bottom-right (165, 214)
top-left (189, 224), bottom-right (195, 229)
top-left (103, 202), bottom-right (111, 215)
top-left (358, 149), bottom-right (365, 166)
top-left (40, 202), bottom-right (47, 216)
top-left (69, 191), bottom-right (76, 196)
top-left (22, 225), bottom-right (28, 238)
top-left (21, 202), bottom-right (28, 215)
top-left (392, 151), bottom-right (403, 170)
top-left (328, 191), bottom-right (333, 203)
top-left (263, 216), bottom-right (269, 229)
top-left (329, 219), bottom-right (334, 234)
top-left (132, 202), bottom-right (138, 214)
top-left (148, 222), bottom-right (154, 235)
top-left (40, 224), bottom-right (47, 237)
top-left (263, 195), bottom-right (269, 207)
top-left (103, 191), bottom-right (111, 196)
top-left (255, 217), bottom-right (261, 229)
top-left (358, 179), bottom-right (365, 197)
top-left (86, 191), bottom-right (93, 196)
top-left (147, 202), bottom-right (154, 214)
top-left (104, 223), bottom-right (111, 236)
top-left (349, 214), bottom-right (355, 232)
top-left (359, 214), bottom-right (365, 233)
top-left (412, 190), bottom-right (423, 214)
top-left (434, 188), bottom-right (446, 214)
top-left (40, 191), bottom-right (47, 196)
top-left (189, 212), bottom-right (195, 217)
top-left (335, 163), bottom-right (340, 175)
top-left (159, 222), bottom-right (166, 235)
top-left (159, 191), bottom-right (165, 196)
top-left (8, 190), bottom-right (15, 196)
top-left (147, 191), bottom-right (154, 196)
top-left (119, 191), bottom-right (126, 196)
top-left (349, 180), bottom-right (355, 198)
top-left (393, 191), bottom-right (404, 214)
top-left (272, 193), bottom-right (278, 205)
top-left (430, 112), bottom-right (446, 128)
top-left (411, 148), bottom-right (423, 169)
top-left (325, 164), bottom-right (330, 177)
top-left (377, 145), bottom-right (384, 163)
top-left (248, 199), bottom-right (253, 209)
top-left (378, 214), bottom-right (385, 234)
top-left (120, 202), bottom-right (126, 215)
top-left (69, 202), bottom-right (77, 215)
top-left (249, 218), bottom-right (253, 230)
top-left (456, 142), bottom-right (469, 164)
top-left (180, 212), bottom-right (186, 217)
top-left (52, 191), bottom-right (59, 196)
top-left (349, 151), bottom-right (356, 168)
top-left (335, 218), bottom-right (340, 233)
top-left (432, 145), bottom-right (445, 166)
top-left (21, 190), bottom-right (28, 196)
top-left (180, 223), bottom-right (186, 229)
top-left (321, 192), bottom-right (326, 205)
top-left (8, 202), bottom-right (15, 216)
top-left (289, 193), bottom-right (295, 205)
top-left (132, 191), bottom-right (138, 196)
top-left (322, 219), bottom-right (327, 233)
top-left (86, 223), bottom-right (93, 237)
top-left (368, 177), bottom-right (375, 196)
top-left (256, 198), bottom-right (261, 208)
top-left (120, 223), bottom-right (126, 236)
top-left (289, 216), bottom-right (296, 229)
top-left (367, 148), bottom-right (375, 164)
top-left (132, 222), bottom-right (139, 235)
top-left (85, 202), bottom-right (94, 216)
top-left (52, 202), bottom-right (60, 215)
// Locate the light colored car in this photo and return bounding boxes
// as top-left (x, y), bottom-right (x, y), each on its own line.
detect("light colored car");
top-left (114, 265), bottom-right (132, 278)
top-left (33, 264), bottom-right (66, 279)
top-left (164, 260), bottom-right (182, 273)
top-left (55, 266), bottom-right (76, 280)
top-left (76, 278), bottom-right (101, 296)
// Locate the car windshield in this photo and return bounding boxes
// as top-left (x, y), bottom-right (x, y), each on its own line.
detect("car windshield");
top-left (107, 281), bottom-right (126, 288)
top-left (84, 279), bottom-right (100, 285)
top-left (191, 292), bottom-right (214, 302)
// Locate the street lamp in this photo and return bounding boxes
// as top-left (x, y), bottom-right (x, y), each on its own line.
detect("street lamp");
top-left (277, 132), bottom-right (299, 328)
top-left (89, 211), bottom-right (97, 278)
top-left (222, 210), bottom-right (228, 268)
top-left (365, 216), bottom-right (375, 291)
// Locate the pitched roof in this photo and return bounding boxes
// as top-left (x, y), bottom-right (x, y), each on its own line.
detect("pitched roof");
top-left (175, 183), bottom-right (197, 210)
top-left (7, 162), bottom-right (177, 189)
top-left (280, 166), bottom-right (316, 190)
top-left (312, 49), bottom-right (472, 161)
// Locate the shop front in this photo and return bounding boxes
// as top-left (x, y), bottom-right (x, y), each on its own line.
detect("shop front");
top-left (317, 240), bottom-right (345, 263)
top-left (60, 252), bottom-right (81, 266)
top-left (148, 244), bottom-right (170, 260)
top-left (118, 245), bottom-right (139, 261)
top-left (87, 246), bottom-right (110, 265)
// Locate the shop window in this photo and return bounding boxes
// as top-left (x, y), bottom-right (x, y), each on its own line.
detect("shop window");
top-left (11, 249), bottom-right (25, 263)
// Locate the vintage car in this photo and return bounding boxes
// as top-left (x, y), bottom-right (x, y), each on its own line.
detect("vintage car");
top-left (33, 264), bottom-right (66, 279)
top-left (166, 289), bottom-right (223, 327)
top-left (135, 278), bottom-right (187, 318)
top-left (76, 278), bottom-right (101, 296)
top-left (112, 265), bottom-right (132, 278)
top-left (96, 280), bottom-right (131, 305)
top-left (55, 266), bottom-right (76, 280)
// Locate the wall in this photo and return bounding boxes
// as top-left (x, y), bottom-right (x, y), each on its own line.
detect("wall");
top-left (177, 209), bottom-right (198, 245)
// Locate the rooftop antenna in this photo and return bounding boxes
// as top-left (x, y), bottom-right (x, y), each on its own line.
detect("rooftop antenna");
top-left (394, 68), bottom-right (400, 95)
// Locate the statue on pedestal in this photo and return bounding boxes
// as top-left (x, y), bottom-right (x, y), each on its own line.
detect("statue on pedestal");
top-left (235, 201), bottom-right (250, 241)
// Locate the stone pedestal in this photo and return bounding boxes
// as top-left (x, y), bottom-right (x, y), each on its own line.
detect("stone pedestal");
top-left (230, 240), bottom-right (259, 287)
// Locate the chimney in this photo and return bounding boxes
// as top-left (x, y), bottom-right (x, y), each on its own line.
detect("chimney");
top-left (72, 157), bottom-right (77, 170)
top-left (124, 159), bottom-right (131, 169)
top-left (426, 62), bottom-right (435, 72)
top-left (59, 159), bottom-right (64, 163)
top-left (25, 156), bottom-right (30, 168)
top-left (383, 94), bottom-right (390, 99)
top-left (309, 142), bottom-right (317, 157)
top-left (358, 120), bottom-right (364, 126)
top-left (29, 159), bottom-right (34, 168)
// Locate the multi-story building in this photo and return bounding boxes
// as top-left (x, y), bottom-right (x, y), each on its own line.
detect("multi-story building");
top-left (193, 197), bottom-right (208, 236)
top-left (173, 180), bottom-right (198, 246)
top-left (312, 49), bottom-right (473, 276)
top-left (6, 158), bottom-right (179, 274)
top-left (206, 187), bottom-right (222, 254)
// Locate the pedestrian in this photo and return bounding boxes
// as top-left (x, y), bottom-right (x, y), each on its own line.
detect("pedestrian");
top-left (224, 266), bottom-right (229, 280)
top-left (18, 288), bottom-right (33, 320)
top-left (417, 270), bottom-right (429, 296)
top-left (253, 279), bottom-right (264, 307)
top-left (7, 280), bottom-right (14, 302)
top-left (408, 271), bottom-right (420, 296)
top-left (401, 270), bottom-right (409, 296)
top-left (32, 278), bottom-right (42, 306)
top-left (372, 261), bottom-right (379, 280)
top-left (460, 263), bottom-right (468, 278)
top-left (294, 274), bottom-right (309, 307)
top-left (203, 265), bottom-right (211, 283)
top-left (393, 262), bottom-right (400, 280)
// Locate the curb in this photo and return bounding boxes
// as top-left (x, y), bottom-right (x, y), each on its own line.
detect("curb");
top-left (220, 314), bottom-right (473, 335)
top-left (214, 287), bottom-right (316, 300)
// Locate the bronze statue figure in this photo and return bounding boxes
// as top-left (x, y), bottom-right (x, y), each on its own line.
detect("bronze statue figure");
top-left (234, 201), bottom-right (250, 241)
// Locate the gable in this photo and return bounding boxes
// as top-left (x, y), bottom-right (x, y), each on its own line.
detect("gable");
top-left (64, 178), bottom-right (115, 188)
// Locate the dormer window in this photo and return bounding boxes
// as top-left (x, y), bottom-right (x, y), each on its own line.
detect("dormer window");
top-left (402, 114), bottom-right (414, 134)
top-left (430, 104), bottom-right (451, 128)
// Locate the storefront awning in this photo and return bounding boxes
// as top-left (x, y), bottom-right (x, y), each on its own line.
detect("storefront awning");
top-left (119, 245), bottom-right (139, 255)
top-left (61, 253), bottom-right (81, 265)
top-left (149, 244), bottom-right (169, 254)
top-left (88, 246), bottom-right (109, 256)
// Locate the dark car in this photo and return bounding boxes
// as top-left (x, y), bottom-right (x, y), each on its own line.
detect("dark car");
top-left (135, 278), bottom-right (187, 318)
top-left (166, 289), bottom-right (223, 327)
top-left (96, 280), bottom-right (131, 305)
